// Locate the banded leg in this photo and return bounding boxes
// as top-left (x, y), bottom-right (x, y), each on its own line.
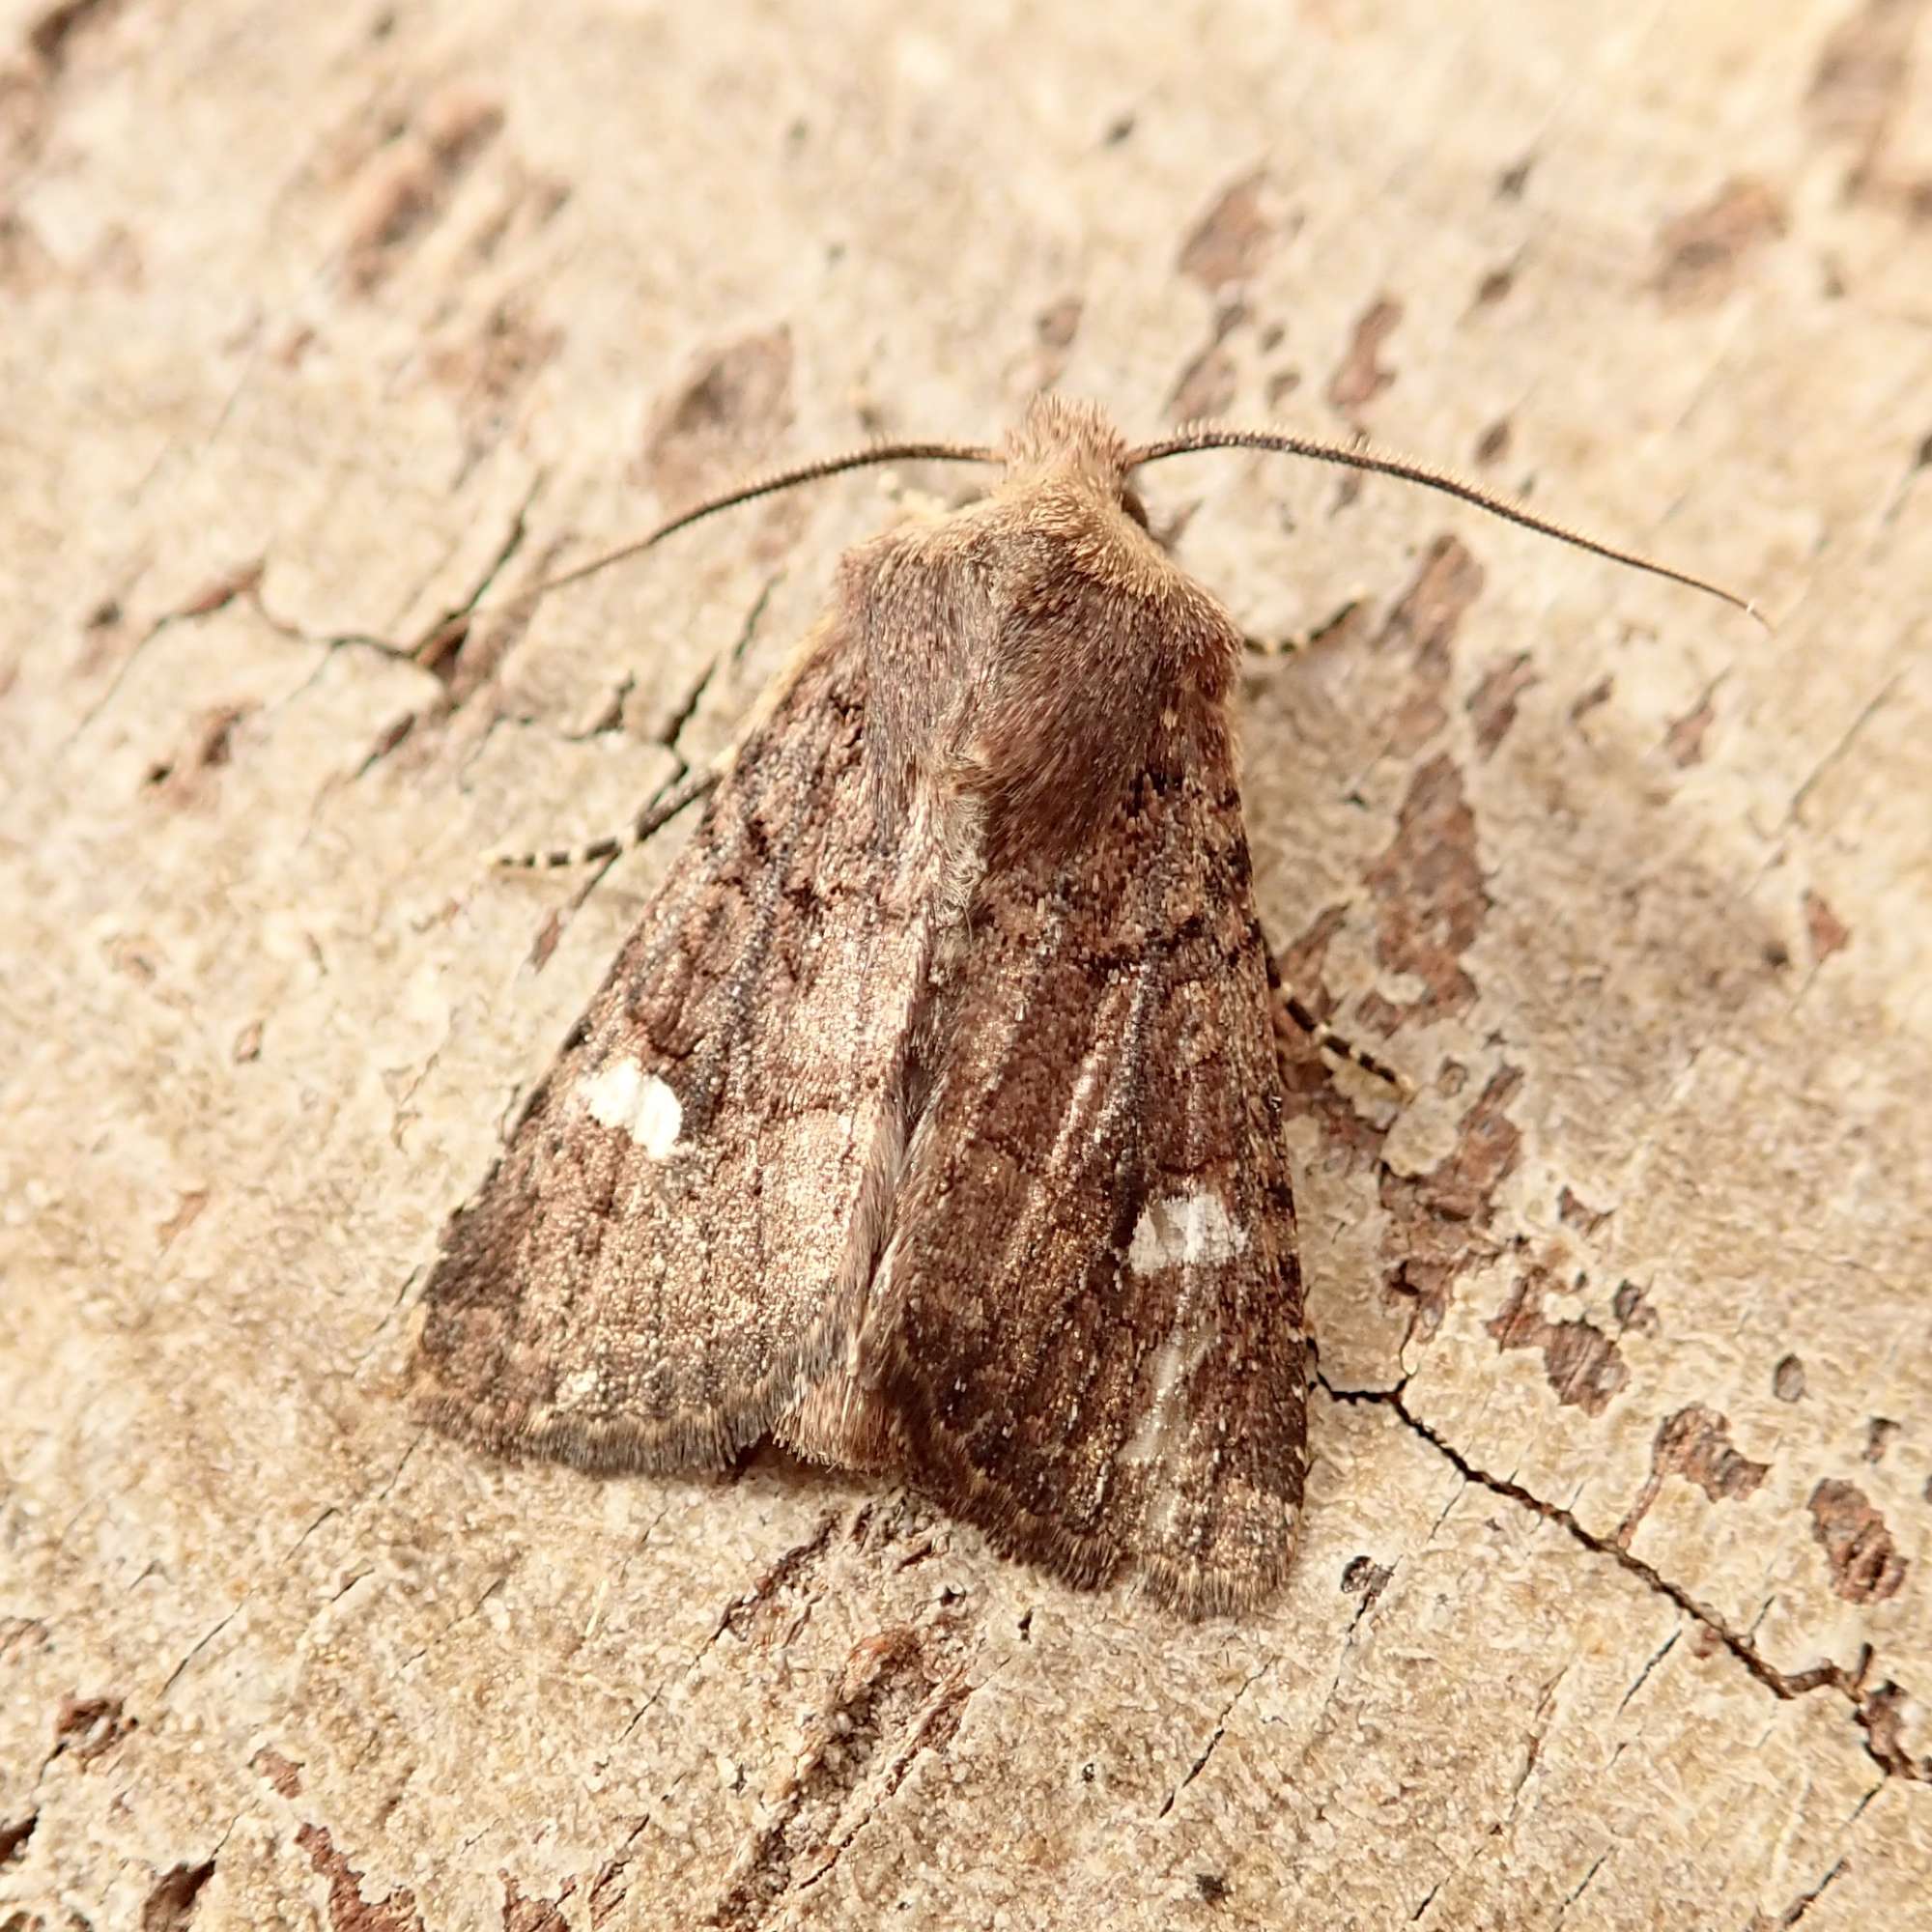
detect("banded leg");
top-left (489, 768), bottom-right (721, 871)
top-left (1271, 981), bottom-right (1411, 1096)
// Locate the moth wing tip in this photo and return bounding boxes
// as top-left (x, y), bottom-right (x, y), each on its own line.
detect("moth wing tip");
top-left (1134, 1507), bottom-right (1303, 1619)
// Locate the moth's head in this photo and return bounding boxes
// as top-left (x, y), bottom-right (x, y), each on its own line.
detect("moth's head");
top-left (998, 394), bottom-right (1151, 531)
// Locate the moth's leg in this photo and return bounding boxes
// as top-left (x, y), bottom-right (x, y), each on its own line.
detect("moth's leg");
top-left (489, 768), bottom-right (722, 871)
top-left (1271, 982), bottom-right (1411, 1096)
top-left (1241, 596), bottom-right (1365, 660)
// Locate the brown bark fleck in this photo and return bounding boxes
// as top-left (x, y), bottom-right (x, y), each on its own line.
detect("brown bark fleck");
top-left (1031, 295), bottom-right (1085, 386)
top-left (251, 1746), bottom-right (302, 1797)
top-left (1615, 1406), bottom-right (1769, 1545)
top-left (52, 1693), bottom-right (135, 1764)
top-left (1365, 753), bottom-right (1487, 1022)
top-left (1808, 1478), bottom-right (1908, 1603)
top-left (1569, 675), bottom-right (1613, 724)
top-left (1804, 889), bottom-right (1852, 962)
top-left (1559, 1186), bottom-right (1610, 1236)
top-left (1373, 535), bottom-right (1486, 755)
top-left (643, 325), bottom-right (797, 503)
top-left (426, 294), bottom-right (563, 417)
top-left (343, 87), bottom-right (505, 291)
top-left (1379, 1067), bottom-right (1524, 1338)
top-left (1664, 683), bottom-right (1719, 766)
top-left (1037, 295), bottom-right (1083, 351)
top-left (1654, 177), bottom-right (1788, 307)
top-left (156, 1188), bottom-right (210, 1252)
top-left (1807, 0), bottom-right (1918, 166)
top-left (1178, 170), bottom-right (1274, 291)
top-left (297, 1823), bottom-right (426, 1932)
top-left (1612, 1281), bottom-right (1659, 1333)
top-left (1656, 1405), bottom-right (1770, 1500)
top-left (1488, 1268), bottom-right (1631, 1415)
top-left (500, 1872), bottom-right (574, 1931)
top-left (0, 1814), bottom-right (36, 1865)
top-left (1169, 341), bottom-right (1238, 421)
top-left (1328, 295), bottom-right (1402, 413)
top-left (1859, 1678), bottom-right (1922, 1777)
top-left (1467, 650), bottom-right (1539, 756)
top-left (142, 1859), bottom-right (216, 1932)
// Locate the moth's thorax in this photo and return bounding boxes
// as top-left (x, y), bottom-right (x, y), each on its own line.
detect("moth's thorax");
top-left (847, 407), bottom-right (1241, 857)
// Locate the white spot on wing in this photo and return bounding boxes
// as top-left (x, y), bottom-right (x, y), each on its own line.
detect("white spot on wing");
top-left (580, 1056), bottom-right (684, 1157)
top-left (557, 1368), bottom-right (601, 1408)
top-left (1127, 1192), bottom-right (1248, 1275)
top-left (631, 1075), bottom-right (684, 1157)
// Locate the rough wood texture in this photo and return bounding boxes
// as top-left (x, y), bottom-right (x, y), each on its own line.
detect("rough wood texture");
top-left (3, 2), bottom-right (1927, 1925)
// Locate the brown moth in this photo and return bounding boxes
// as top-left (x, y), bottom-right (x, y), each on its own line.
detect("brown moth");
top-left (412, 394), bottom-right (1751, 1615)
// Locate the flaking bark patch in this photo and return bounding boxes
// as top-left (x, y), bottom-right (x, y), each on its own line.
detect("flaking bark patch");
top-left (1488, 1269), bottom-right (1631, 1417)
top-left (1653, 177), bottom-right (1789, 308)
top-left (644, 327), bottom-right (797, 504)
top-left (1808, 1478), bottom-right (1909, 1603)
top-left (1178, 170), bottom-right (1276, 292)
top-left (1364, 753), bottom-right (1487, 1023)
top-left (1328, 295), bottom-right (1403, 415)
top-left (1615, 1405), bottom-right (1770, 1545)
top-left (296, 1822), bottom-right (425, 1932)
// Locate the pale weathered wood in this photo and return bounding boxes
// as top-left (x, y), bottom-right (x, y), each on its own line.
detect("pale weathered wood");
top-left (2, 2), bottom-right (1927, 1926)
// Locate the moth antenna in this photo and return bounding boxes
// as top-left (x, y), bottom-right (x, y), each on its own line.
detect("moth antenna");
top-left (445, 440), bottom-right (1000, 632)
top-left (1127, 422), bottom-right (1768, 629)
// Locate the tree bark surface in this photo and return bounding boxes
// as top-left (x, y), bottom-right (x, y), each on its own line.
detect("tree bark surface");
top-left (3, 2), bottom-right (1928, 1926)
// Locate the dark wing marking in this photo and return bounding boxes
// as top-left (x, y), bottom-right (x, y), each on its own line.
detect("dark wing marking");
top-left (412, 620), bottom-right (940, 1471)
top-left (867, 699), bottom-right (1306, 1615)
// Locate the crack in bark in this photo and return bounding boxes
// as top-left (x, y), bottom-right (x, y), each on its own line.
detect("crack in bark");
top-left (1616, 1629), bottom-right (1681, 1713)
top-left (156, 1599), bottom-right (247, 1701)
top-left (563, 673), bottom-right (637, 742)
top-left (710, 1511), bottom-right (842, 1647)
top-left (1773, 1854), bottom-right (1847, 1928)
top-left (1504, 1667), bottom-right (1566, 1818)
top-left (144, 481), bottom-right (555, 790)
top-left (1786, 668), bottom-right (1907, 829)
top-left (66, 562), bottom-right (270, 745)
top-left (586, 1815), bottom-right (655, 1927)
top-left (373, 1433), bottom-right (424, 1503)
top-left (1156, 1661), bottom-right (1269, 1820)
top-left (728, 573), bottom-right (781, 666)
top-left (706, 1618), bottom-right (979, 1927)
top-left (1321, 1377), bottom-right (1926, 1783)
top-left (1551, 1849), bottom-right (1610, 1925)
top-left (786, 1668), bottom-right (978, 1903)
top-left (1304, 1554), bottom-right (1398, 1756)
top-left (62, 514), bottom-right (497, 785)
top-left (656, 652), bottom-right (722, 769)
top-left (605, 1511), bottom-right (809, 1754)
top-left (401, 1571), bottom-right (510, 1673)
top-left (412, 485), bottom-right (541, 673)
